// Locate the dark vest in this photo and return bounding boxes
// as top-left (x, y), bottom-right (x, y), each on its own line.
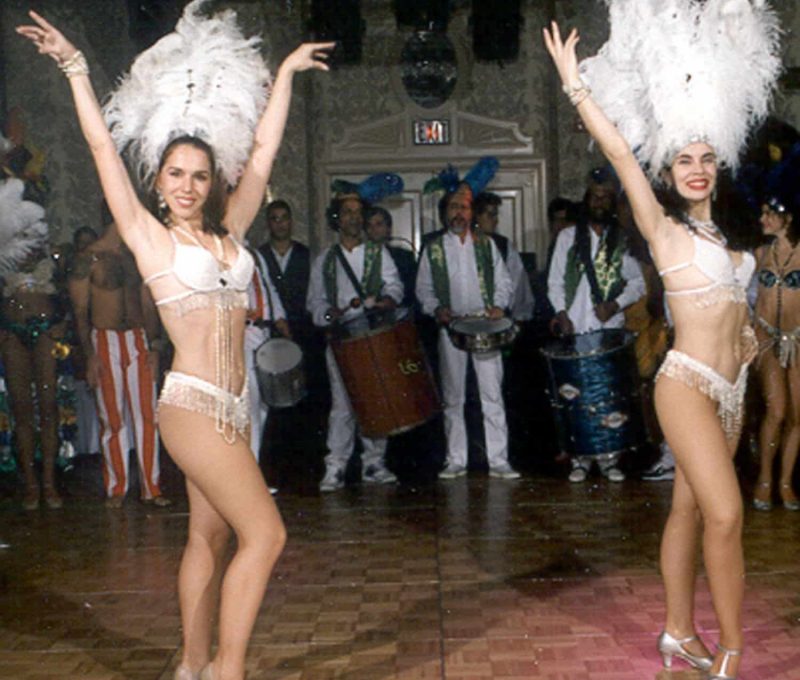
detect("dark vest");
top-left (257, 241), bottom-right (311, 322)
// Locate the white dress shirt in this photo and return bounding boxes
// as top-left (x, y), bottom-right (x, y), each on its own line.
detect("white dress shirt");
top-left (307, 242), bottom-right (403, 327)
top-left (547, 225), bottom-right (645, 334)
top-left (416, 230), bottom-right (513, 316)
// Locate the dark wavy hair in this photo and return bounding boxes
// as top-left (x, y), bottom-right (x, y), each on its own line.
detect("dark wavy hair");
top-left (654, 169), bottom-right (758, 251)
top-left (326, 195), bottom-right (370, 231)
top-left (149, 135), bottom-right (228, 237)
top-left (438, 185), bottom-right (475, 230)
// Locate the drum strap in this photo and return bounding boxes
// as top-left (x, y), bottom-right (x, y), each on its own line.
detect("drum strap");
top-left (249, 248), bottom-right (276, 325)
top-left (327, 242), bottom-right (384, 305)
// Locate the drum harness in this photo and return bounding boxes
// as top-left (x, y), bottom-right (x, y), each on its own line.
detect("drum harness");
top-left (330, 245), bottom-right (391, 330)
top-left (248, 248), bottom-right (277, 331)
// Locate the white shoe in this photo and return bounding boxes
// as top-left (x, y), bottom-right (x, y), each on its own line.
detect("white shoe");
top-left (319, 466), bottom-right (344, 492)
top-left (488, 463), bottom-right (521, 479)
top-left (602, 466), bottom-right (626, 482)
top-left (641, 462), bottom-right (675, 481)
top-left (363, 464), bottom-right (397, 484)
top-left (568, 464), bottom-right (588, 483)
top-left (438, 463), bottom-right (467, 480)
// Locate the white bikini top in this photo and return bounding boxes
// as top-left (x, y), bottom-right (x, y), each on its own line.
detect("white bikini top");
top-left (658, 227), bottom-right (755, 307)
top-left (144, 227), bottom-right (254, 313)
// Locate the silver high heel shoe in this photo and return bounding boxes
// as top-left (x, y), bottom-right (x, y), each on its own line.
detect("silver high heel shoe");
top-left (173, 666), bottom-right (198, 680)
top-left (657, 630), bottom-right (714, 671)
top-left (710, 643), bottom-right (741, 679)
top-left (780, 483), bottom-right (800, 511)
top-left (199, 664), bottom-right (216, 680)
top-left (753, 481), bottom-right (772, 511)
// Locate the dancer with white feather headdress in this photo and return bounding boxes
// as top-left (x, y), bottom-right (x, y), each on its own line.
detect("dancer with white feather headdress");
top-left (544, 1), bottom-right (781, 678)
top-left (17, 2), bottom-right (333, 679)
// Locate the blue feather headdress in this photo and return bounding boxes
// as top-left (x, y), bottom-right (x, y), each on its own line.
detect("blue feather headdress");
top-left (423, 157), bottom-right (499, 196)
top-left (330, 173), bottom-right (404, 203)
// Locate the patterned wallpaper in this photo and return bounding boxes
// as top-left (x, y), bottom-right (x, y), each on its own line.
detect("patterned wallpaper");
top-left (3, 0), bottom-right (800, 248)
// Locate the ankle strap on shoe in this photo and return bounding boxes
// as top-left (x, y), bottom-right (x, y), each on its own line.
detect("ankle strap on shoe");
top-left (716, 644), bottom-right (741, 677)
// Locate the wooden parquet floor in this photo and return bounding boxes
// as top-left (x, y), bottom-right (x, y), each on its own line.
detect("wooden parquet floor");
top-left (1, 465), bottom-right (799, 679)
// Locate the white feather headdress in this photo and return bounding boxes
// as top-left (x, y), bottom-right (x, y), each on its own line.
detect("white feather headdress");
top-left (580, 0), bottom-right (782, 180)
top-left (0, 179), bottom-right (48, 274)
top-left (102, 0), bottom-right (272, 188)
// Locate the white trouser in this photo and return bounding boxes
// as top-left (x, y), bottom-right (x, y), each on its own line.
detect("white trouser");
top-left (438, 328), bottom-right (508, 468)
top-left (245, 325), bottom-right (269, 461)
top-left (324, 346), bottom-right (387, 470)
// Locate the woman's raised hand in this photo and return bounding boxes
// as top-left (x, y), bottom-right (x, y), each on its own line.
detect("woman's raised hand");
top-left (280, 42), bottom-right (336, 74)
top-left (542, 21), bottom-right (582, 88)
top-left (16, 10), bottom-right (77, 64)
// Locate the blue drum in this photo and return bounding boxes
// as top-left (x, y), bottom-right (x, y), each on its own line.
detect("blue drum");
top-left (541, 329), bottom-right (644, 457)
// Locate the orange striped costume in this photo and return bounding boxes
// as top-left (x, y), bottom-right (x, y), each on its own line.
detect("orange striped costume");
top-left (91, 327), bottom-right (161, 499)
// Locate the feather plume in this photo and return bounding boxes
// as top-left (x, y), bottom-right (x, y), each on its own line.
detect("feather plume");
top-left (580, 0), bottom-right (782, 180)
top-left (0, 179), bottom-right (48, 274)
top-left (462, 157), bottom-right (499, 196)
top-left (102, 0), bottom-right (271, 188)
top-left (764, 142), bottom-right (800, 215)
top-left (357, 173), bottom-right (404, 203)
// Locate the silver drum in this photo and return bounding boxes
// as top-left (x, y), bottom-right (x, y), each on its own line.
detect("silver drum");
top-left (447, 316), bottom-right (519, 353)
top-left (254, 337), bottom-right (306, 408)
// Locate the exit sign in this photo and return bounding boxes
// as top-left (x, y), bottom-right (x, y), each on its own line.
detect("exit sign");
top-left (413, 119), bottom-right (450, 145)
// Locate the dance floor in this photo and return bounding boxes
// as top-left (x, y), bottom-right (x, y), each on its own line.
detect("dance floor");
top-left (1, 464), bottom-right (799, 679)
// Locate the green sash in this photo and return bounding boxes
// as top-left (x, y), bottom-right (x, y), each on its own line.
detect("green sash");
top-left (564, 229), bottom-right (625, 310)
top-left (323, 241), bottom-right (383, 306)
top-left (426, 230), bottom-right (494, 308)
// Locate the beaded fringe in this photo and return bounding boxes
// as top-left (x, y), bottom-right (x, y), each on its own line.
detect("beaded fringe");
top-left (158, 372), bottom-right (249, 438)
top-left (655, 351), bottom-right (746, 439)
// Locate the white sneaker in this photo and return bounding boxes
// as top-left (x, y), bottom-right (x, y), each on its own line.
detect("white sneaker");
top-left (568, 464), bottom-right (588, 483)
top-left (319, 466), bottom-right (344, 492)
top-left (488, 463), bottom-right (521, 479)
top-left (438, 463), bottom-right (467, 480)
top-left (601, 466), bottom-right (626, 483)
top-left (363, 464), bottom-right (397, 484)
top-left (641, 462), bottom-right (675, 481)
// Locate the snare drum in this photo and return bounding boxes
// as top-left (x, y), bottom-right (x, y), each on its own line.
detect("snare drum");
top-left (330, 308), bottom-right (440, 438)
top-left (540, 329), bottom-right (643, 457)
top-left (254, 337), bottom-right (306, 408)
top-left (448, 316), bottom-right (519, 353)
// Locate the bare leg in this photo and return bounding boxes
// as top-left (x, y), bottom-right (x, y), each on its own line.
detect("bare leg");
top-left (779, 364), bottom-right (800, 504)
top-left (178, 478), bottom-right (231, 672)
top-left (33, 332), bottom-right (63, 504)
top-left (0, 333), bottom-right (38, 505)
top-left (756, 352), bottom-right (786, 505)
top-left (159, 405), bottom-right (286, 680)
top-left (656, 377), bottom-right (744, 677)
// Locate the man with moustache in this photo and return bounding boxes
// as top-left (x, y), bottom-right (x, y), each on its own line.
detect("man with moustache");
top-left (307, 194), bottom-right (404, 491)
top-left (416, 184), bottom-right (518, 479)
top-left (68, 221), bottom-right (169, 507)
top-left (547, 169), bottom-right (645, 482)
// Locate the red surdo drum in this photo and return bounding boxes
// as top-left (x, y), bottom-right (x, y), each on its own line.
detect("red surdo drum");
top-left (330, 308), bottom-right (440, 438)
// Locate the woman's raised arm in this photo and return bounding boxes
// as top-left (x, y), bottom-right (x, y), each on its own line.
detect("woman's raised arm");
top-left (224, 42), bottom-right (334, 239)
top-left (16, 11), bottom-right (156, 255)
top-left (543, 22), bottom-right (664, 244)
